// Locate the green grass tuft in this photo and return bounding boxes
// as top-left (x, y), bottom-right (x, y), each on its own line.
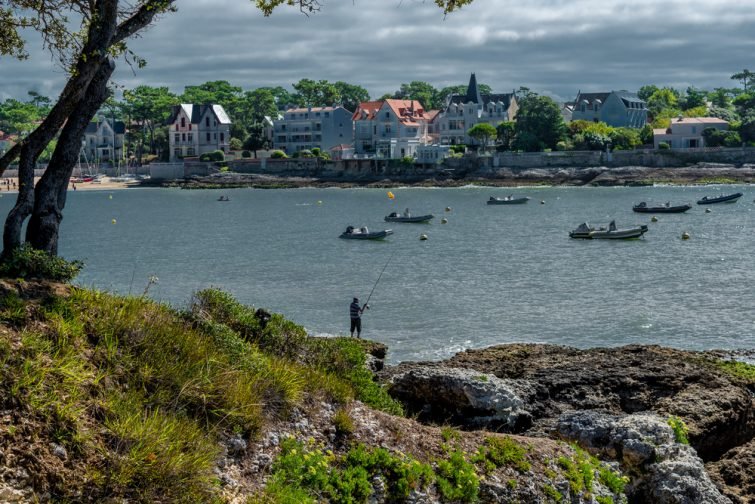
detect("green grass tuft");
top-left (473, 435), bottom-right (531, 473)
top-left (0, 244), bottom-right (82, 281)
top-left (667, 415), bottom-right (690, 445)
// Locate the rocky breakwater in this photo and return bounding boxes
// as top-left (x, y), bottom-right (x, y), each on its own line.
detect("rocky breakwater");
top-left (382, 344), bottom-right (755, 503)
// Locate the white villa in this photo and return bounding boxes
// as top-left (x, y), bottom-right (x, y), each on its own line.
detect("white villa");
top-left (653, 117), bottom-right (729, 149)
top-left (82, 116), bottom-right (126, 163)
top-left (437, 73), bottom-right (518, 146)
top-left (352, 99), bottom-right (438, 158)
top-left (272, 106), bottom-right (353, 154)
top-left (167, 104), bottom-right (232, 161)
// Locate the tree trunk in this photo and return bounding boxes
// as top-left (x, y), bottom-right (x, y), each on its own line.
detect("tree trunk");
top-left (26, 60), bottom-right (116, 255)
top-left (2, 144), bottom-right (38, 256)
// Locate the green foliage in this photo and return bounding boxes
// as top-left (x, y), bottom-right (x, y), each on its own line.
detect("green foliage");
top-left (259, 438), bottom-right (434, 503)
top-left (401, 156), bottom-right (415, 166)
top-left (640, 124), bottom-right (655, 145)
top-left (298, 149), bottom-right (314, 158)
top-left (702, 127), bottom-right (741, 147)
top-left (496, 121), bottom-right (516, 151)
top-left (543, 483), bottom-right (563, 502)
top-left (598, 465), bottom-right (627, 495)
top-left (271, 150), bottom-right (288, 159)
top-left (647, 87), bottom-right (680, 118)
top-left (514, 93), bottom-right (566, 151)
top-left (441, 426), bottom-right (461, 443)
top-left (199, 149), bottom-right (225, 162)
top-left (0, 244), bottom-right (82, 281)
top-left (229, 137), bottom-right (243, 150)
top-left (242, 150), bottom-right (252, 158)
top-left (473, 436), bottom-right (531, 473)
top-left (0, 291), bottom-right (26, 326)
top-left (391, 81), bottom-right (440, 110)
top-left (449, 144), bottom-right (466, 154)
top-left (332, 408), bottom-right (355, 436)
top-left (667, 416), bottom-right (690, 445)
top-left (596, 496), bottom-right (615, 504)
top-left (658, 142), bottom-right (670, 150)
top-left (713, 359), bottom-right (755, 383)
top-left (467, 122), bottom-right (497, 149)
top-left (435, 447), bottom-right (479, 502)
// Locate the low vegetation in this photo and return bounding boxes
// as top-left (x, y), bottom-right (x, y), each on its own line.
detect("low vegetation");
top-left (0, 284), bottom-right (400, 501)
top-left (0, 244), bottom-right (82, 281)
top-left (667, 415), bottom-right (690, 445)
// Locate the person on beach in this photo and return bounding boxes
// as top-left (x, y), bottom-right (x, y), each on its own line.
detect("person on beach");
top-left (350, 297), bottom-right (368, 338)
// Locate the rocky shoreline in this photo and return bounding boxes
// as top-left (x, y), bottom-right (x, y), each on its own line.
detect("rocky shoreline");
top-left (157, 162), bottom-right (755, 189)
top-left (378, 344), bottom-right (755, 503)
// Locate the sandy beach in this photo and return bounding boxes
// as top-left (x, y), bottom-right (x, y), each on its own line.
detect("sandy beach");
top-left (0, 176), bottom-right (140, 194)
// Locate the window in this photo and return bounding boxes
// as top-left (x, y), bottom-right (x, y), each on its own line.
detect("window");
top-left (205, 117), bottom-right (210, 127)
top-left (188, 133), bottom-right (193, 142)
top-left (181, 117), bottom-right (185, 128)
top-left (214, 133), bottom-right (217, 140)
top-left (206, 133), bottom-right (211, 142)
top-left (182, 133), bottom-right (186, 142)
top-left (385, 112), bottom-right (390, 119)
top-left (174, 148), bottom-right (181, 158)
top-left (324, 112), bottom-right (330, 118)
top-left (220, 133), bottom-right (224, 142)
top-left (187, 148), bottom-right (195, 156)
top-left (174, 133), bottom-right (180, 142)
top-left (189, 124), bottom-right (192, 131)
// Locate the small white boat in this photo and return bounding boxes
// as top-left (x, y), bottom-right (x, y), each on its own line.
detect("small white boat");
top-left (340, 226), bottom-right (393, 240)
top-left (487, 195), bottom-right (530, 205)
top-left (570, 221), bottom-right (648, 240)
top-left (385, 212), bottom-right (434, 223)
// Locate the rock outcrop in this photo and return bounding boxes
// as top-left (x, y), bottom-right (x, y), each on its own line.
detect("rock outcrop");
top-left (382, 344), bottom-right (755, 503)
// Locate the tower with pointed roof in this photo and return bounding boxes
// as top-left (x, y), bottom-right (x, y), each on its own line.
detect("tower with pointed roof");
top-left (465, 73), bottom-right (483, 105)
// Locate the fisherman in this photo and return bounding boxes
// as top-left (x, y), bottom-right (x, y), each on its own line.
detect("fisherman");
top-left (350, 297), bottom-right (368, 338)
top-left (403, 207), bottom-right (411, 217)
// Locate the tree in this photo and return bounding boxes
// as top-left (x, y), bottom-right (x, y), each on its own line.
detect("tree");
top-left (731, 69), bottom-right (755, 93)
top-left (647, 88), bottom-right (680, 118)
top-left (495, 121), bottom-right (516, 151)
top-left (513, 93), bottom-right (566, 151)
top-left (333, 82), bottom-right (370, 112)
top-left (467, 123), bottom-right (497, 151)
top-left (121, 85), bottom-right (178, 164)
top-left (243, 124), bottom-right (269, 158)
top-left (638, 85), bottom-right (660, 102)
top-left (0, 0), bottom-right (472, 259)
top-left (392, 81), bottom-right (439, 110)
top-left (292, 79), bottom-right (340, 107)
top-left (181, 80), bottom-right (242, 113)
top-left (709, 88), bottom-right (734, 109)
top-left (681, 87), bottom-right (707, 111)
top-left (0, 98), bottom-right (42, 136)
top-left (259, 86), bottom-right (295, 109)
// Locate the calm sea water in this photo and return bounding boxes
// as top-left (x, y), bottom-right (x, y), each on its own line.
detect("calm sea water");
top-left (2, 185), bottom-right (753, 363)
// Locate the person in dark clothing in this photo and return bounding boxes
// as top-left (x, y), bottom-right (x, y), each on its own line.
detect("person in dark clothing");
top-left (350, 297), bottom-right (367, 338)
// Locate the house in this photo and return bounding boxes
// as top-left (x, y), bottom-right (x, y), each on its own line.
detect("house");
top-left (0, 130), bottom-right (15, 157)
top-left (560, 102), bottom-right (575, 123)
top-left (352, 99), bottom-right (438, 158)
top-left (272, 106), bottom-right (353, 154)
top-left (437, 73), bottom-right (518, 146)
top-left (329, 144), bottom-right (354, 160)
top-left (571, 90), bottom-right (647, 128)
top-left (167, 104), bottom-right (232, 162)
top-left (653, 117), bottom-right (729, 149)
top-left (82, 116), bottom-right (126, 163)
top-left (416, 144), bottom-right (451, 164)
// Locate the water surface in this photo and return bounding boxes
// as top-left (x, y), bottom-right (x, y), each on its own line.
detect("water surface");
top-left (2, 185), bottom-right (752, 363)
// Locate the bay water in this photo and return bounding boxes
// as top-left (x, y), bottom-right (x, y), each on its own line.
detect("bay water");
top-left (2, 185), bottom-right (752, 363)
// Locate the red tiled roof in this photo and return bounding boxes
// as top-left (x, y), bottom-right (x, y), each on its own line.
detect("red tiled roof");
top-left (353, 101), bottom-right (385, 121)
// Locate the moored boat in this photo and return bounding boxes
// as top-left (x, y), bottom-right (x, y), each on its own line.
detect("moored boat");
top-left (632, 202), bottom-right (692, 213)
top-left (569, 221), bottom-right (648, 240)
top-left (340, 226), bottom-right (393, 240)
top-left (385, 212), bottom-right (434, 223)
top-left (487, 195), bottom-right (530, 205)
top-left (696, 192), bottom-right (743, 205)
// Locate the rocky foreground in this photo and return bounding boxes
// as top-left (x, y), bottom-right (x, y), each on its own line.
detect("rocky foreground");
top-left (381, 344), bottom-right (755, 503)
top-left (1, 280), bottom-right (753, 503)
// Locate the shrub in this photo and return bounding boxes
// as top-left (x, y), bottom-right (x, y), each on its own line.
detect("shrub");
top-left (667, 416), bottom-right (690, 445)
top-left (449, 144), bottom-right (466, 154)
top-left (229, 137), bottom-right (243, 151)
top-left (298, 149), bottom-right (314, 158)
top-left (0, 244), bottom-right (83, 282)
top-left (332, 408), bottom-right (355, 436)
top-left (400, 156), bottom-right (415, 166)
top-left (270, 150), bottom-right (287, 159)
top-left (658, 142), bottom-right (670, 150)
top-left (473, 436), bottom-right (531, 473)
top-left (241, 150), bottom-right (252, 158)
top-left (311, 148), bottom-right (321, 156)
top-left (199, 150), bottom-right (225, 162)
top-left (435, 447), bottom-right (479, 502)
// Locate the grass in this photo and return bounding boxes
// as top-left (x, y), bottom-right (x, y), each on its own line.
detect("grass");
top-left (711, 359), bottom-right (755, 384)
top-left (0, 244), bottom-right (82, 281)
top-left (473, 435), bottom-right (531, 473)
top-left (0, 285), bottom-right (405, 501)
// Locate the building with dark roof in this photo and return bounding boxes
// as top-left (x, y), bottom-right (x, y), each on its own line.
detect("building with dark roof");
top-left (167, 104), bottom-right (232, 161)
top-left (83, 116), bottom-right (126, 163)
top-left (437, 73), bottom-right (518, 146)
top-left (571, 90), bottom-right (647, 128)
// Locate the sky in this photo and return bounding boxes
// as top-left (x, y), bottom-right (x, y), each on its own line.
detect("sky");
top-left (1, 0), bottom-right (755, 104)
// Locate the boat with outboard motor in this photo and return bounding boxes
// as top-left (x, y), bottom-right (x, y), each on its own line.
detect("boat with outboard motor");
top-left (340, 226), bottom-right (393, 240)
top-left (487, 195), bottom-right (530, 205)
top-left (696, 192), bottom-right (743, 205)
top-left (384, 211), bottom-right (434, 223)
top-left (632, 202), bottom-right (692, 213)
top-left (570, 221), bottom-right (649, 240)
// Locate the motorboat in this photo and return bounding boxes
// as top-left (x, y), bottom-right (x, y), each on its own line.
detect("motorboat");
top-left (487, 195), bottom-right (530, 205)
top-left (570, 221), bottom-right (649, 240)
top-left (696, 192), bottom-right (743, 205)
top-left (340, 226), bottom-right (393, 240)
top-left (632, 202), bottom-right (692, 213)
top-left (385, 212), bottom-right (434, 223)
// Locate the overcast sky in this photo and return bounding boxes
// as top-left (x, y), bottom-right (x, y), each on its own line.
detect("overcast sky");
top-left (1, 0), bottom-right (754, 104)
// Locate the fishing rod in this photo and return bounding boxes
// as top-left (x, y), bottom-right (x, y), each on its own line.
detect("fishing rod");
top-left (363, 250), bottom-right (395, 309)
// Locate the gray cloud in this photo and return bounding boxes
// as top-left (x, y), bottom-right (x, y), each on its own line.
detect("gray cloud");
top-left (1, 0), bottom-right (754, 104)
